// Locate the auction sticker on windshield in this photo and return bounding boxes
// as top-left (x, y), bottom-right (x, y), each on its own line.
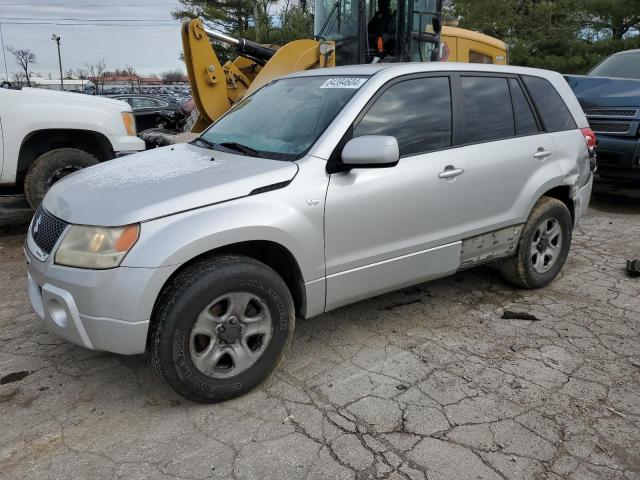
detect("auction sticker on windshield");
top-left (320, 78), bottom-right (367, 89)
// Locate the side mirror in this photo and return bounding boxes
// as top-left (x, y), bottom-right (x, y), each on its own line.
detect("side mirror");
top-left (340, 135), bottom-right (399, 169)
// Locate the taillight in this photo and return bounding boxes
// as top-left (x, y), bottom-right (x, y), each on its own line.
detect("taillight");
top-left (581, 127), bottom-right (598, 172)
top-left (581, 127), bottom-right (596, 149)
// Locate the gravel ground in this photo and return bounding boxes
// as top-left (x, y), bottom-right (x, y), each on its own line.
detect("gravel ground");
top-left (0, 184), bottom-right (639, 480)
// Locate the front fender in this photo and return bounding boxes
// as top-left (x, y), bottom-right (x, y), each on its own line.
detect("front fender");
top-left (122, 191), bottom-right (326, 284)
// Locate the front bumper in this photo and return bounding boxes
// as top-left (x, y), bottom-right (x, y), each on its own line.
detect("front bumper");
top-left (595, 135), bottom-right (640, 182)
top-left (25, 241), bottom-right (174, 355)
top-left (572, 173), bottom-right (593, 226)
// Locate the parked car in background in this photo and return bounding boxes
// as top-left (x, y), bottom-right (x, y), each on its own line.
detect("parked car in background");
top-left (109, 94), bottom-right (187, 131)
top-left (0, 83), bottom-right (144, 208)
top-left (566, 49), bottom-right (640, 183)
top-left (26, 63), bottom-right (594, 402)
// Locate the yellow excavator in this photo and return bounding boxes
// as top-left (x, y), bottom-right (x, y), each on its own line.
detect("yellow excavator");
top-left (143, 0), bottom-right (506, 145)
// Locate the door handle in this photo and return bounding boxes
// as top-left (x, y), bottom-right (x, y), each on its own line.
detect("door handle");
top-left (533, 149), bottom-right (552, 159)
top-left (438, 166), bottom-right (465, 179)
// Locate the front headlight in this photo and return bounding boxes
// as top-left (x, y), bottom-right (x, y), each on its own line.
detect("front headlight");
top-left (121, 111), bottom-right (137, 136)
top-left (55, 224), bottom-right (140, 269)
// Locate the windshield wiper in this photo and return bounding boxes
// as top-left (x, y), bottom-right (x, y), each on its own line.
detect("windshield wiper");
top-left (190, 137), bottom-right (215, 149)
top-left (216, 142), bottom-right (260, 157)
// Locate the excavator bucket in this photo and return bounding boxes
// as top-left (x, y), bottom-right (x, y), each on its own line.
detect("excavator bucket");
top-left (245, 39), bottom-right (335, 97)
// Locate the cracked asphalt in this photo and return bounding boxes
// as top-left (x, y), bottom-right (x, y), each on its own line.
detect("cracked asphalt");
top-left (1, 184), bottom-right (639, 480)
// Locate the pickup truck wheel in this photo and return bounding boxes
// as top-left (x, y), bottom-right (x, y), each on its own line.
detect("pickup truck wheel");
top-left (24, 148), bottom-right (98, 208)
top-left (150, 255), bottom-right (295, 403)
top-left (499, 197), bottom-right (572, 288)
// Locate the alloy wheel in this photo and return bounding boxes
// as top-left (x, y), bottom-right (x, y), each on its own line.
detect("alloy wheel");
top-left (189, 292), bottom-right (272, 379)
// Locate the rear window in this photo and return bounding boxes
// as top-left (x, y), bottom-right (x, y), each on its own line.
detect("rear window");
top-left (522, 76), bottom-right (576, 132)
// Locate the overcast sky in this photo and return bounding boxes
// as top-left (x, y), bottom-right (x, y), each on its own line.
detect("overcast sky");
top-left (0, 0), bottom-right (185, 79)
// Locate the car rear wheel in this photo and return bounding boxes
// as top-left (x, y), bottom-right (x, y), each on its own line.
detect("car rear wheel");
top-left (150, 255), bottom-right (295, 403)
top-left (499, 197), bottom-right (572, 288)
top-left (24, 148), bottom-right (98, 208)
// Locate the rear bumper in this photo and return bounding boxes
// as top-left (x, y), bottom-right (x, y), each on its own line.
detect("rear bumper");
top-left (595, 135), bottom-right (640, 182)
top-left (572, 173), bottom-right (593, 226)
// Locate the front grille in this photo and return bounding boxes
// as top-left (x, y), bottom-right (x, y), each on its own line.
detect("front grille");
top-left (584, 108), bottom-right (637, 118)
top-left (588, 120), bottom-right (632, 134)
top-left (31, 205), bottom-right (68, 254)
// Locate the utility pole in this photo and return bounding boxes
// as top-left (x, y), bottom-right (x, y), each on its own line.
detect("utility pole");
top-left (51, 34), bottom-right (63, 90)
top-left (0, 22), bottom-right (8, 82)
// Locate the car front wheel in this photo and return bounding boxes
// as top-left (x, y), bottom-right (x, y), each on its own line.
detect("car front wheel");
top-left (150, 255), bottom-right (295, 403)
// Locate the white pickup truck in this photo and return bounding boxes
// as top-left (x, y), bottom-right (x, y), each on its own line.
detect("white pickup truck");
top-left (0, 84), bottom-right (145, 208)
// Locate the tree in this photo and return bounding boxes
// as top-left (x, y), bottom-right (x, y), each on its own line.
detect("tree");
top-left (582, 0), bottom-right (640, 40)
top-left (85, 59), bottom-right (106, 94)
top-left (161, 69), bottom-right (186, 84)
top-left (448, 0), bottom-right (640, 73)
top-left (173, 0), bottom-right (279, 43)
top-left (64, 68), bottom-right (74, 79)
top-left (125, 65), bottom-right (138, 92)
top-left (7, 46), bottom-right (36, 87)
top-left (278, 0), bottom-right (314, 43)
top-left (11, 71), bottom-right (25, 86)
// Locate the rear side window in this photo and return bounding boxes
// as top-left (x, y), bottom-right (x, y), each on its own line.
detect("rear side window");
top-left (509, 79), bottom-right (539, 136)
top-left (460, 76), bottom-right (515, 143)
top-left (522, 76), bottom-right (576, 132)
top-left (353, 77), bottom-right (452, 157)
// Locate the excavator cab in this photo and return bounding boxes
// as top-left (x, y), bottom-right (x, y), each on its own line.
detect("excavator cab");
top-left (314, 0), bottom-right (442, 65)
top-left (142, 0), bottom-right (444, 142)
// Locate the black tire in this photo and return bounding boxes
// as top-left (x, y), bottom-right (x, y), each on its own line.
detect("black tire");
top-left (155, 117), bottom-right (172, 129)
top-left (499, 197), bottom-right (573, 288)
top-left (150, 254), bottom-right (295, 403)
top-left (24, 148), bottom-right (98, 208)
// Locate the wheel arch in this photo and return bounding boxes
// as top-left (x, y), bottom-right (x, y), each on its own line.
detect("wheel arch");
top-left (17, 129), bottom-right (114, 183)
top-left (539, 185), bottom-right (574, 224)
top-left (147, 239), bottom-right (307, 349)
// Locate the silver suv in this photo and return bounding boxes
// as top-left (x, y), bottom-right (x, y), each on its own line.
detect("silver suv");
top-left (25, 63), bottom-right (595, 402)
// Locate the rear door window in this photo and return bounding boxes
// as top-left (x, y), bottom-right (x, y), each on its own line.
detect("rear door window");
top-left (509, 78), bottom-right (539, 136)
top-left (460, 76), bottom-right (515, 143)
top-left (131, 97), bottom-right (157, 109)
top-left (353, 76), bottom-right (452, 157)
top-left (522, 76), bottom-right (576, 132)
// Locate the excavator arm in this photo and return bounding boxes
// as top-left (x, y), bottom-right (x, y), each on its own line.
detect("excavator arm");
top-left (182, 19), bottom-right (336, 132)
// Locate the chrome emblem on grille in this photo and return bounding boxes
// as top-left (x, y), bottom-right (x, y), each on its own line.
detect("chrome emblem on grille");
top-left (33, 215), bottom-right (42, 234)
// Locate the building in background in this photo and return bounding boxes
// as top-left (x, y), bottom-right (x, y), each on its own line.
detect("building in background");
top-left (30, 78), bottom-right (94, 92)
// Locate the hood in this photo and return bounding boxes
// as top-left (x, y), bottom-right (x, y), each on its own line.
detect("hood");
top-left (43, 143), bottom-right (298, 226)
top-left (21, 87), bottom-right (130, 110)
top-left (565, 74), bottom-right (640, 108)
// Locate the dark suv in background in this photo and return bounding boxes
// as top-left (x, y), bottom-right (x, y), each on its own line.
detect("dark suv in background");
top-left (566, 49), bottom-right (640, 183)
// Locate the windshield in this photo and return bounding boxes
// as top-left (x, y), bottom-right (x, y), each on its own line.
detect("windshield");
top-left (589, 52), bottom-right (640, 80)
top-left (199, 76), bottom-right (367, 160)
